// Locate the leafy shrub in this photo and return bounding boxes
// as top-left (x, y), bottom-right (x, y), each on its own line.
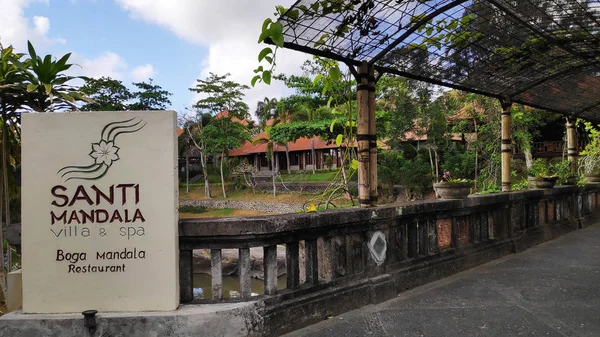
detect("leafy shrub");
top-left (378, 150), bottom-right (432, 200)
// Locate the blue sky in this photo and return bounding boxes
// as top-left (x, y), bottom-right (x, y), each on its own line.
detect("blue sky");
top-left (0, 0), bottom-right (305, 118)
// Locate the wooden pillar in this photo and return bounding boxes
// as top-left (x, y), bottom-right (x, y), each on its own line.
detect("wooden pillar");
top-left (357, 61), bottom-right (373, 207)
top-left (501, 100), bottom-right (512, 192)
top-left (566, 117), bottom-right (577, 174)
top-left (368, 64), bottom-right (377, 205)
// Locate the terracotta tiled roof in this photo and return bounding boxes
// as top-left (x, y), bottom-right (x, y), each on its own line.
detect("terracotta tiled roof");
top-left (214, 110), bottom-right (253, 126)
top-left (229, 133), bottom-right (340, 157)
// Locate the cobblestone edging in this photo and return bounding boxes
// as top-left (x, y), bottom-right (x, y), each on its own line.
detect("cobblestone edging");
top-left (179, 199), bottom-right (303, 214)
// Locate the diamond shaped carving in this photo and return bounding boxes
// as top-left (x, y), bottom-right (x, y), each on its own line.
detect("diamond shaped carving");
top-left (368, 231), bottom-right (387, 266)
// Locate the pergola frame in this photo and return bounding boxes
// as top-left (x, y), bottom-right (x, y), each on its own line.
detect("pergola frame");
top-left (268, 0), bottom-right (600, 206)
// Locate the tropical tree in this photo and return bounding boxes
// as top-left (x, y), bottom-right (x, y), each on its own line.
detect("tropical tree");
top-left (0, 40), bottom-right (87, 299)
top-left (189, 73), bottom-right (252, 197)
top-left (182, 112), bottom-right (213, 198)
top-left (129, 78), bottom-right (172, 110)
top-left (190, 72), bottom-right (250, 118)
top-left (202, 117), bottom-right (250, 198)
top-left (255, 97), bottom-right (278, 130)
top-left (252, 126), bottom-right (288, 196)
top-left (80, 76), bottom-right (133, 111)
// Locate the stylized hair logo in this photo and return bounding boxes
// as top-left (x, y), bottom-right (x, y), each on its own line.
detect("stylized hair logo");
top-left (57, 117), bottom-right (146, 181)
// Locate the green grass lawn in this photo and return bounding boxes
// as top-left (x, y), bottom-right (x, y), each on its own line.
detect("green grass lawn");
top-left (279, 170), bottom-right (341, 183)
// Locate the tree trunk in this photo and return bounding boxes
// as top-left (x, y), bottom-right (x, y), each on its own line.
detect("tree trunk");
top-left (434, 149), bottom-right (439, 179)
top-left (524, 148), bottom-right (533, 169)
top-left (220, 152), bottom-right (227, 198)
top-left (311, 139), bottom-right (316, 174)
top-left (428, 147), bottom-right (435, 181)
top-left (285, 146), bottom-right (291, 175)
top-left (185, 153), bottom-right (189, 194)
top-left (339, 147), bottom-right (352, 201)
top-left (201, 149), bottom-right (211, 198)
top-left (185, 126), bottom-right (211, 198)
top-left (271, 151), bottom-right (277, 197)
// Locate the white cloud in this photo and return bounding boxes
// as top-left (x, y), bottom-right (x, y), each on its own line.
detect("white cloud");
top-left (130, 64), bottom-right (156, 82)
top-left (116, 0), bottom-right (308, 119)
top-left (0, 0), bottom-right (59, 50)
top-left (69, 51), bottom-right (128, 81)
top-left (33, 16), bottom-right (50, 35)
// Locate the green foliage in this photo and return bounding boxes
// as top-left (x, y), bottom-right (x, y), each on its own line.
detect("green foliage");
top-left (324, 155), bottom-right (333, 170)
top-left (190, 72), bottom-right (250, 118)
top-left (441, 143), bottom-right (475, 180)
top-left (578, 121), bottom-right (600, 174)
top-left (528, 158), bottom-right (569, 179)
top-left (477, 182), bottom-right (502, 194)
top-left (129, 78), bottom-right (172, 110)
top-left (179, 205), bottom-right (207, 214)
top-left (549, 158), bottom-right (573, 185)
top-left (202, 117), bottom-right (251, 155)
top-left (80, 77), bottom-right (133, 111)
top-left (378, 150), bottom-right (432, 200)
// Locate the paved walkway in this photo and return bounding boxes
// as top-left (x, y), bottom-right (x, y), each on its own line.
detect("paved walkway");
top-left (285, 225), bottom-right (600, 337)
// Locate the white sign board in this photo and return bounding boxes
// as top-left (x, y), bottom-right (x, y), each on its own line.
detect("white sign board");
top-left (21, 111), bottom-right (179, 313)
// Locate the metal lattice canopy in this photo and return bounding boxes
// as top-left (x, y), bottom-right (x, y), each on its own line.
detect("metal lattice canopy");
top-left (274, 0), bottom-right (600, 121)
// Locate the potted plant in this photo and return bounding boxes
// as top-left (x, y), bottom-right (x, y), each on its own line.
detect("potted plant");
top-left (433, 171), bottom-right (473, 199)
top-left (552, 160), bottom-right (576, 185)
top-left (578, 121), bottom-right (600, 182)
top-left (527, 158), bottom-right (558, 189)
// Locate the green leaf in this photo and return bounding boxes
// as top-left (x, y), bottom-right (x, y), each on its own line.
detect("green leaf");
top-left (258, 28), bottom-right (271, 43)
top-left (275, 5), bottom-right (287, 16)
top-left (265, 56), bottom-right (273, 63)
top-left (44, 83), bottom-right (52, 94)
top-left (328, 66), bottom-right (342, 82)
top-left (27, 41), bottom-right (37, 61)
top-left (251, 75), bottom-right (261, 87)
top-left (262, 70), bottom-right (271, 85)
top-left (426, 26), bottom-right (433, 36)
top-left (270, 22), bottom-right (285, 47)
top-left (59, 92), bottom-right (75, 103)
top-left (258, 47), bottom-right (273, 62)
top-left (350, 159), bottom-right (358, 170)
top-left (262, 18), bottom-right (272, 32)
top-left (330, 120), bottom-right (336, 133)
top-left (327, 96), bottom-right (334, 108)
top-left (313, 74), bottom-right (324, 86)
top-left (26, 84), bottom-right (38, 92)
top-left (254, 65), bottom-right (264, 73)
top-left (287, 9), bottom-right (299, 21)
top-left (335, 134), bottom-right (343, 147)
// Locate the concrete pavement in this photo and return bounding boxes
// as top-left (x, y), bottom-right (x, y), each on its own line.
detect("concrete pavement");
top-left (284, 225), bottom-right (600, 337)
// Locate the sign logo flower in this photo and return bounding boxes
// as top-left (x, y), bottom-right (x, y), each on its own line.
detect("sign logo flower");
top-left (57, 117), bottom-right (146, 181)
top-left (90, 140), bottom-right (120, 166)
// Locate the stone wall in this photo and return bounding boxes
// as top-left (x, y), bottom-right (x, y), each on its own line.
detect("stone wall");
top-left (180, 199), bottom-right (303, 214)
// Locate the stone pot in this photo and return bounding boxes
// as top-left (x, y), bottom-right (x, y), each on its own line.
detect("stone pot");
top-left (584, 173), bottom-right (600, 183)
top-left (527, 176), bottom-right (558, 189)
top-left (433, 182), bottom-right (473, 199)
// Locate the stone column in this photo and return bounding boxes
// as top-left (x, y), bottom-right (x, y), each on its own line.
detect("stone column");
top-left (501, 100), bottom-right (513, 192)
top-left (567, 117), bottom-right (578, 174)
top-left (357, 61), bottom-right (375, 207)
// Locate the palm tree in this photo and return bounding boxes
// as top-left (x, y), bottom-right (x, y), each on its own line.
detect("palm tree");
top-left (255, 97), bottom-right (278, 131)
top-left (0, 41), bottom-right (87, 299)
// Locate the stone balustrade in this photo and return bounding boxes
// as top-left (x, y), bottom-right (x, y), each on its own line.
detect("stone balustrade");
top-left (178, 185), bottom-right (600, 335)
